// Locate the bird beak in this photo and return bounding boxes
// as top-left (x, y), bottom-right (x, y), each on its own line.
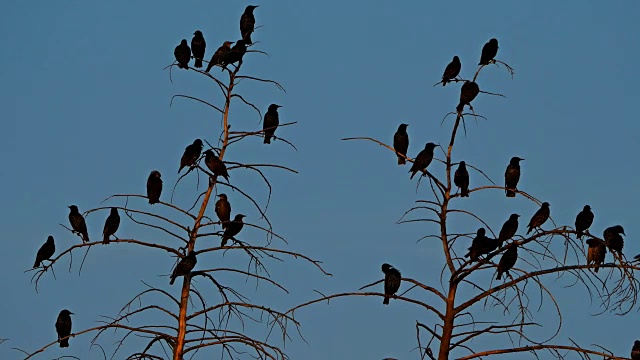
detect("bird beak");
top-left (70, 312), bottom-right (74, 315)
top-left (623, 231), bottom-right (626, 236)
top-left (277, 105), bottom-right (283, 108)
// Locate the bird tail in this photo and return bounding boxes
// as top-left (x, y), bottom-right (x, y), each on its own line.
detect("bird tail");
top-left (496, 271), bottom-right (502, 280)
top-left (506, 189), bottom-right (516, 197)
top-left (409, 171), bottom-right (416, 180)
top-left (244, 33), bottom-right (252, 44)
top-left (397, 156), bottom-right (405, 165)
top-left (594, 264), bottom-right (599, 273)
top-left (221, 237), bottom-right (229, 247)
top-left (383, 295), bottom-right (390, 305)
top-left (33, 259), bottom-right (40, 268)
top-left (103, 234), bottom-right (110, 245)
top-left (264, 135), bottom-right (271, 144)
top-left (461, 188), bottom-right (469, 197)
top-left (456, 103), bottom-right (464, 113)
top-left (82, 231), bottom-right (90, 243)
top-left (442, 80), bottom-right (447, 87)
top-left (169, 275), bottom-right (176, 285)
top-left (577, 230), bottom-right (584, 239)
top-left (195, 58), bottom-right (203, 68)
top-left (526, 227), bottom-right (532, 235)
top-left (59, 338), bottom-right (69, 348)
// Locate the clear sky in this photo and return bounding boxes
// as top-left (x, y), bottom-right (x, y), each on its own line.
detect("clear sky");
top-left (1, 1), bottom-right (639, 359)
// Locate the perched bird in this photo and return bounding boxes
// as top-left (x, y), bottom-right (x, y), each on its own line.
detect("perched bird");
top-left (504, 157), bottom-right (524, 197)
top-left (169, 251), bottom-right (197, 285)
top-left (263, 104), bottom-right (282, 144)
top-left (102, 207), bottom-right (120, 244)
top-left (456, 81), bottom-right (480, 113)
top-left (178, 139), bottom-right (203, 173)
top-left (496, 243), bottom-right (518, 280)
top-left (221, 214), bottom-right (246, 246)
top-left (56, 309), bottom-right (73, 348)
top-left (465, 228), bottom-right (497, 261)
top-left (203, 149), bottom-right (230, 181)
top-left (146, 170), bottom-right (163, 204)
top-left (409, 142), bottom-right (438, 180)
top-left (215, 194), bottom-right (231, 229)
top-left (586, 238), bottom-right (607, 273)
top-left (574, 205), bottom-right (594, 239)
top-left (479, 38), bottom-right (499, 66)
top-left (191, 30), bottom-right (206, 68)
top-left (632, 340), bottom-right (640, 360)
top-left (206, 41), bottom-right (234, 72)
top-left (223, 39), bottom-right (248, 68)
top-left (174, 39), bottom-right (191, 69)
top-left (381, 263), bottom-right (402, 305)
top-left (68, 205), bottom-right (89, 243)
top-left (454, 161), bottom-right (470, 197)
top-left (34, 235), bottom-right (56, 268)
top-left (526, 202), bottom-right (550, 234)
top-left (441, 56), bottom-right (461, 86)
top-left (393, 124), bottom-right (409, 165)
top-left (603, 225), bottom-right (625, 256)
top-left (498, 214), bottom-right (519, 247)
top-left (240, 5), bottom-right (258, 44)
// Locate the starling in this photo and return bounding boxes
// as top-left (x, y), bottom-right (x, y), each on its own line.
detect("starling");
top-left (465, 228), bottom-right (497, 261)
top-left (632, 340), bottom-right (640, 360)
top-left (102, 207), bottom-right (120, 244)
top-left (203, 149), bottom-right (230, 181)
top-left (223, 39), bottom-right (248, 68)
top-left (146, 170), bottom-right (163, 205)
top-left (174, 39), bottom-right (191, 69)
top-left (381, 263), bottom-right (401, 305)
top-left (240, 5), bottom-right (258, 44)
top-left (215, 194), bottom-right (231, 229)
top-left (206, 41), bottom-right (234, 73)
top-left (603, 225), bottom-right (625, 256)
top-left (55, 309), bottom-right (73, 348)
top-left (221, 214), bottom-right (246, 246)
top-left (454, 161), bottom-right (470, 197)
top-left (393, 124), bottom-right (409, 165)
top-left (479, 38), bottom-right (499, 66)
top-left (33, 235), bottom-right (55, 268)
top-left (169, 251), bottom-right (197, 285)
top-left (586, 238), bottom-right (606, 273)
top-left (263, 104), bottom-right (282, 144)
top-left (191, 30), bottom-right (206, 68)
top-left (496, 243), bottom-right (518, 280)
top-left (574, 205), bottom-right (594, 239)
top-left (526, 202), bottom-right (550, 234)
top-left (178, 139), bottom-right (204, 173)
top-left (68, 205), bottom-right (89, 243)
top-left (441, 56), bottom-right (461, 86)
top-left (409, 142), bottom-right (438, 180)
top-left (456, 81), bottom-right (480, 113)
top-left (504, 157), bottom-right (523, 197)
top-left (498, 214), bottom-right (519, 247)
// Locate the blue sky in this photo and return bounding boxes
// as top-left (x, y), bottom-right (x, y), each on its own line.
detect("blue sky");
top-left (1, 1), bottom-right (640, 359)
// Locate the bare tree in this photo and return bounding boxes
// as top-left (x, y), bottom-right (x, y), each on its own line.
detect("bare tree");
top-left (21, 9), bottom-right (328, 360)
top-left (288, 41), bottom-right (639, 360)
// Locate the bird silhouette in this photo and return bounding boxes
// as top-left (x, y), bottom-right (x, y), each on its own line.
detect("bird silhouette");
top-left (409, 143), bottom-right (438, 179)
top-left (170, 251), bottom-right (197, 285)
top-left (215, 194), bottom-right (231, 229)
top-left (203, 149), bottom-right (230, 181)
top-left (221, 214), bottom-right (246, 246)
top-left (178, 139), bottom-right (203, 173)
top-left (575, 205), bottom-right (594, 239)
top-left (191, 30), bottom-right (206, 68)
top-left (68, 205), bottom-right (89, 243)
top-left (34, 236), bottom-right (55, 268)
top-left (479, 38), bottom-right (499, 65)
top-left (240, 5), bottom-right (258, 44)
top-left (382, 263), bottom-right (401, 305)
top-left (526, 202), bottom-right (550, 234)
top-left (174, 39), bottom-right (191, 69)
top-left (263, 104), bottom-right (282, 144)
top-left (586, 238), bottom-right (606, 273)
top-left (102, 207), bottom-right (120, 244)
top-left (496, 243), bottom-right (518, 280)
top-left (55, 309), bottom-right (73, 348)
top-left (504, 157), bottom-right (523, 197)
top-left (206, 41), bottom-right (234, 73)
top-left (393, 124), bottom-right (409, 165)
top-left (441, 56), bottom-right (461, 86)
top-left (146, 170), bottom-right (163, 204)
top-left (454, 161), bottom-right (470, 197)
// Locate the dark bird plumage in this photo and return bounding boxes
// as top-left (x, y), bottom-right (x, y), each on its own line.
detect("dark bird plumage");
top-left (191, 30), bottom-right (206, 68)
top-left (441, 56), bottom-right (461, 86)
top-left (34, 235), bottom-right (55, 268)
top-left (603, 225), bottom-right (625, 256)
top-left (174, 39), bottom-right (191, 69)
top-left (496, 243), bottom-right (518, 280)
top-left (206, 41), bottom-right (234, 72)
top-left (456, 81), bottom-right (480, 113)
top-left (632, 340), bottom-right (640, 360)
top-left (479, 38), bottom-right (499, 65)
top-left (215, 194), bottom-right (231, 229)
top-left (382, 263), bottom-right (401, 305)
top-left (454, 161), bottom-right (470, 197)
top-left (409, 143), bottom-right (438, 179)
top-left (68, 205), bottom-right (89, 243)
top-left (179, 139), bottom-right (203, 173)
top-left (526, 202), bottom-right (550, 234)
top-left (204, 149), bottom-right (230, 181)
top-left (221, 214), bottom-right (246, 246)
top-left (223, 39), bottom-right (247, 68)
top-left (240, 5), bottom-right (258, 44)
top-left (393, 124), bottom-right (409, 165)
top-left (575, 205), bottom-right (594, 239)
top-left (102, 207), bottom-right (120, 244)
top-left (263, 104), bottom-right (281, 144)
top-left (586, 238), bottom-right (607, 273)
top-left (505, 157), bottom-right (523, 197)
top-left (498, 214), bottom-right (519, 247)
top-left (465, 228), bottom-right (498, 261)
top-left (169, 251), bottom-right (197, 285)
top-left (147, 170), bottom-right (163, 204)
top-left (56, 309), bottom-right (73, 348)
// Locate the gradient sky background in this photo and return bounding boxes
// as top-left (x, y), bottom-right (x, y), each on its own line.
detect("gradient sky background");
top-left (1, 1), bottom-right (640, 359)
